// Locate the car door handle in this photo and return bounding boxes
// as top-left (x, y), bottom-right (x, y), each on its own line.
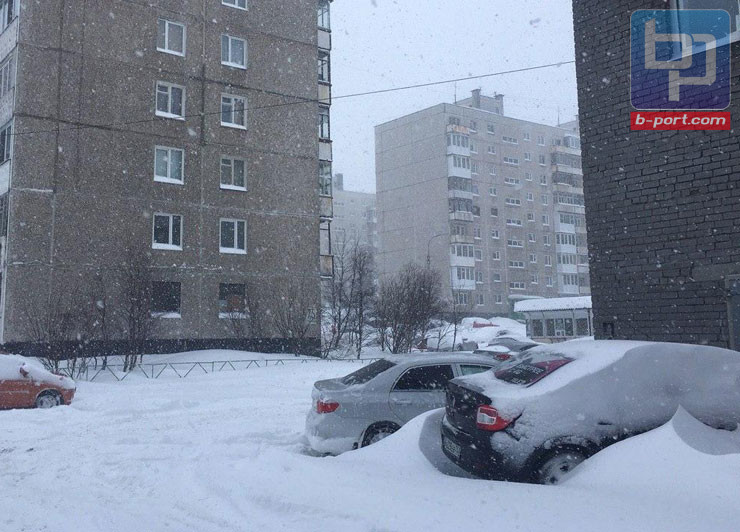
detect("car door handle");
top-left (392, 399), bottom-right (413, 405)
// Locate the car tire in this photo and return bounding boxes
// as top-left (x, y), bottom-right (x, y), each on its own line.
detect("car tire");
top-left (361, 422), bottom-right (400, 447)
top-left (532, 447), bottom-right (588, 485)
top-left (35, 391), bottom-right (62, 409)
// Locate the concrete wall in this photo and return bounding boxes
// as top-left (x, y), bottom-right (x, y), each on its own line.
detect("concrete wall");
top-left (1, 0), bottom-right (322, 352)
top-left (573, 0), bottom-right (740, 347)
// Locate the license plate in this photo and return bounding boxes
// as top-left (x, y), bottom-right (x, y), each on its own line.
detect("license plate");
top-left (443, 436), bottom-right (462, 459)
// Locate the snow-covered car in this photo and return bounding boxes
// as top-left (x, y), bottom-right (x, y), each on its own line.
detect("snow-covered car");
top-left (0, 355), bottom-right (76, 410)
top-left (485, 338), bottom-right (540, 353)
top-left (305, 353), bottom-right (506, 455)
top-left (440, 340), bottom-right (740, 485)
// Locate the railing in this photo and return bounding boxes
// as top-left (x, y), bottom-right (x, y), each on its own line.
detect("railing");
top-left (60, 357), bottom-right (381, 382)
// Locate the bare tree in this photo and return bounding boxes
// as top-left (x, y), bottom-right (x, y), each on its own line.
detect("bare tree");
top-left (120, 247), bottom-right (156, 372)
top-left (273, 277), bottom-right (317, 344)
top-left (373, 262), bottom-right (443, 354)
top-left (224, 281), bottom-right (264, 340)
top-left (348, 244), bottom-right (375, 358)
top-left (325, 235), bottom-right (354, 350)
top-left (447, 290), bottom-right (474, 351)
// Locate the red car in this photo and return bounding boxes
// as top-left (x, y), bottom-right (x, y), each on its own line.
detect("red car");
top-left (0, 355), bottom-right (76, 409)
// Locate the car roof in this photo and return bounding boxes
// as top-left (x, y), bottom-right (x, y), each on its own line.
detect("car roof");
top-left (381, 352), bottom-right (505, 367)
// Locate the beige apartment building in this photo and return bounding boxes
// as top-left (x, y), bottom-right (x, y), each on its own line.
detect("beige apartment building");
top-left (330, 174), bottom-right (377, 253)
top-left (0, 0), bottom-right (333, 355)
top-left (376, 90), bottom-right (590, 317)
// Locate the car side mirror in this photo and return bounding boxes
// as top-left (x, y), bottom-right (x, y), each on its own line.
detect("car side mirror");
top-left (19, 366), bottom-right (29, 378)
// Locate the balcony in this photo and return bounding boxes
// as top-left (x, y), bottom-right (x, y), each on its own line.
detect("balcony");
top-left (319, 196), bottom-right (333, 220)
top-left (552, 143), bottom-right (581, 156)
top-left (450, 234), bottom-right (474, 244)
top-left (448, 189), bottom-right (473, 201)
top-left (449, 211), bottom-right (474, 223)
top-left (320, 254), bottom-right (334, 278)
top-left (551, 163), bottom-right (583, 176)
top-left (446, 124), bottom-right (471, 135)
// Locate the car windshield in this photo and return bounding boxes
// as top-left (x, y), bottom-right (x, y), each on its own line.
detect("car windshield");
top-left (341, 359), bottom-right (396, 385)
top-left (494, 353), bottom-right (574, 386)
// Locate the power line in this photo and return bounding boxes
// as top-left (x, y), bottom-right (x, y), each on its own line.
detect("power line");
top-left (9, 60), bottom-right (575, 138)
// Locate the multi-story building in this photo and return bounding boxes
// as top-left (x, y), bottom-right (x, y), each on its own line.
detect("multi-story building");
top-left (573, 0), bottom-right (740, 349)
top-left (376, 90), bottom-right (590, 316)
top-left (0, 0), bottom-right (332, 355)
top-left (331, 174), bottom-right (378, 253)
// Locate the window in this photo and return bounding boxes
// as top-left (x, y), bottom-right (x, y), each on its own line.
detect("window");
top-left (672, 0), bottom-right (740, 44)
top-left (539, 155), bottom-right (547, 165)
top-left (470, 142), bottom-right (478, 153)
top-left (509, 260), bottom-right (525, 268)
top-left (460, 364), bottom-right (494, 376)
top-left (453, 291), bottom-right (470, 305)
top-left (490, 207), bottom-right (499, 217)
top-left (502, 136), bottom-right (518, 144)
top-left (471, 161), bottom-right (479, 174)
top-left (528, 254), bottom-right (536, 264)
top-left (0, 120), bottom-right (11, 164)
top-left (523, 132), bottom-right (531, 141)
top-left (541, 194), bottom-right (549, 206)
top-left (474, 248), bottom-right (483, 261)
top-left (447, 133), bottom-right (469, 148)
top-left (528, 233), bottom-right (536, 242)
top-left (221, 94), bottom-right (247, 128)
top-left (449, 116), bottom-right (461, 126)
top-left (319, 105), bottom-right (330, 139)
top-left (545, 255), bottom-right (553, 266)
top-left (510, 282), bottom-right (526, 290)
top-left (152, 214), bottom-right (183, 250)
top-left (451, 155), bottom-right (470, 169)
top-left (504, 177), bottom-right (520, 185)
top-left (507, 239), bottom-right (523, 248)
top-left (154, 147), bottom-right (184, 184)
top-left (505, 198), bottom-right (521, 206)
top-left (527, 213), bottom-right (535, 222)
top-left (0, 54), bottom-right (14, 99)
top-left (487, 124), bottom-right (495, 134)
top-left (472, 184), bottom-right (479, 196)
top-left (544, 235), bottom-right (552, 246)
top-left (494, 294), bottom-right (503, 304)
top-left (492, 273), bottom-right (502, 282)
top-left (451, 244), bottom-right (474, 258)
top-left (540, 175), bottom-right (548, 186)
top-left (489, 187), bottom-right (497, 196)
top-left (503, 156), bottom-right (520, 166)
top-left (342, 360), bottom-right (396, 385)
top-left (0, 0), bottom-right (13, 30)
top-left (557, 233), bottom-right (578, 246)
top-left (157, 19), bottom-right (186, 56)
top-left (220, 156), bottom-right (247, 190)
top-left (473, 226), bottom-right (481, 239)
top-left (220, 219), bottom-right (247, 254)
top-left (318, 51), bottom-right (330, 83)
top-left (475, 271), bottom-right (484, 284)
top-left (546, 276), bottom-right (554, 287)
top-left (151, 282), bottom-right (181, 317)
top-left (318, 0), bottom-right (331, 29)
top-left (156, 82), bottom-right (184, 119)
top-left (319, 161), bottom-right (332, 196)
top-left (542, 215), bottom-right (550, 226)
top-left (537, 135), bottom-right (545, 146)
top-left (492, 251), bottom-right (501, 261)
top-left (506, 218), bottom-right (522, 226)
top-left (525, 172), bottom-right (533, 181)
top-left (219, 283), bottom-right (246, 318)
top-left (524, 152), bottom-right (532, 161)
top-left (223, 0), bottom-right (247, 9)
top-left (558, 253), bottom-right (578, 265)
top-left (561, 274), bottom-right (579, 286)
top-left (221, 35), bottom-right (247, 68)
top-left (530, 274), bottom-right (539, 284)
top-left (487, 145), bottom-right (496, 154)
top-left (469, 120), bottom-right (478, 132)
top-left (476, 294), bottom-right (485, 306)
top-left (393, 365), bottom-right (454, 391)
top-left (526, 192), bottom-right (534, 202)
top-left (456, 267), bottom-right (475, 281)
top-left (491, 230), bottom-right (500, 239)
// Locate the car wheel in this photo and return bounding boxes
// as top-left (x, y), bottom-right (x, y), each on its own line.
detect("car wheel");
top-left (361, 422), bottom-right (400, 447)
top-left (534, 448), bottom-right (587, 485)
top-left (35, 391), bottom-right (61, 409)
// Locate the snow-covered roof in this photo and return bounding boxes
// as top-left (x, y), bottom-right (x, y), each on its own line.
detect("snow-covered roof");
top-left (514, 296), bottom-right (592, 313)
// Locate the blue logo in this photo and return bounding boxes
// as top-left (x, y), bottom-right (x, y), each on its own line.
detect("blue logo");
top-left (631, 10), bottom-right (731, 110)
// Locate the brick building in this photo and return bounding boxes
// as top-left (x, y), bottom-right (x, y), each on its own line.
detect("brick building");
top-left (572, 0), bottom-right (740, 348)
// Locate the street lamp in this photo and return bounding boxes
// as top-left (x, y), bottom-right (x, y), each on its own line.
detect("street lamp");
top-left (426, 232), bottom-right (448, 269)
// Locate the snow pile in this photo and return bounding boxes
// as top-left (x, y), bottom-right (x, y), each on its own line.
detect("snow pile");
top-left (514, 296), bottom-right (592, 313)
top-left (0, 354), bottom-right (75, 389)
top-left (428, 316), bottom-right (527, 350)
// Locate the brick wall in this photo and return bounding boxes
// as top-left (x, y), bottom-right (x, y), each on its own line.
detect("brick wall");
top-left (572, 1), bottom-right (740, 348)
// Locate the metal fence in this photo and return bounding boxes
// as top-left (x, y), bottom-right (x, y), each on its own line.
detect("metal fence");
top-left (60, 357), bottom-right (382, 382)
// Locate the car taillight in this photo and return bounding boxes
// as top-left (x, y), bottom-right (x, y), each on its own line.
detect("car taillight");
top-left (476, 405), bottom-right (512, 431)
top-left (494, 354), bottom-right (512, 361)
top-left (316, 400), bottom-right (340, 414)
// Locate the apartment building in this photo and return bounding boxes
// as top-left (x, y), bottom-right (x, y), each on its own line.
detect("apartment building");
top-left (573, 0), bottom-right (740, 348)
top-left (0, 0), bottom-right (332, 355)
top-left (331, 174), bottom-right (378, 253)
top-left (376, 90), bottom-right (589, 317)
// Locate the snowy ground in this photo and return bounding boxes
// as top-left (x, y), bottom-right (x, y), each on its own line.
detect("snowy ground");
top-left (2, 362), bottom-right (739, 532)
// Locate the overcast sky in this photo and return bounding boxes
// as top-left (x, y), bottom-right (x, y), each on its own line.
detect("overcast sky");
top-left (330, 0), bottom-right (579, 193)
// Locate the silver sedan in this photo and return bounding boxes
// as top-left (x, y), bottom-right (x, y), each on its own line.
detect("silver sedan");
top-left (305, 353), bottom-right (504, 455)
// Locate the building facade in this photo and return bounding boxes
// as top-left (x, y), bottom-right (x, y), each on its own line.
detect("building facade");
top-left (573, 0), bottom-right (740, 349)
top-left (376, 90), bottom-right (590, 316)
top-left (0, 0), bottom-right (332, 355)
top-left (331, 174), bottom-right (377, 253)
